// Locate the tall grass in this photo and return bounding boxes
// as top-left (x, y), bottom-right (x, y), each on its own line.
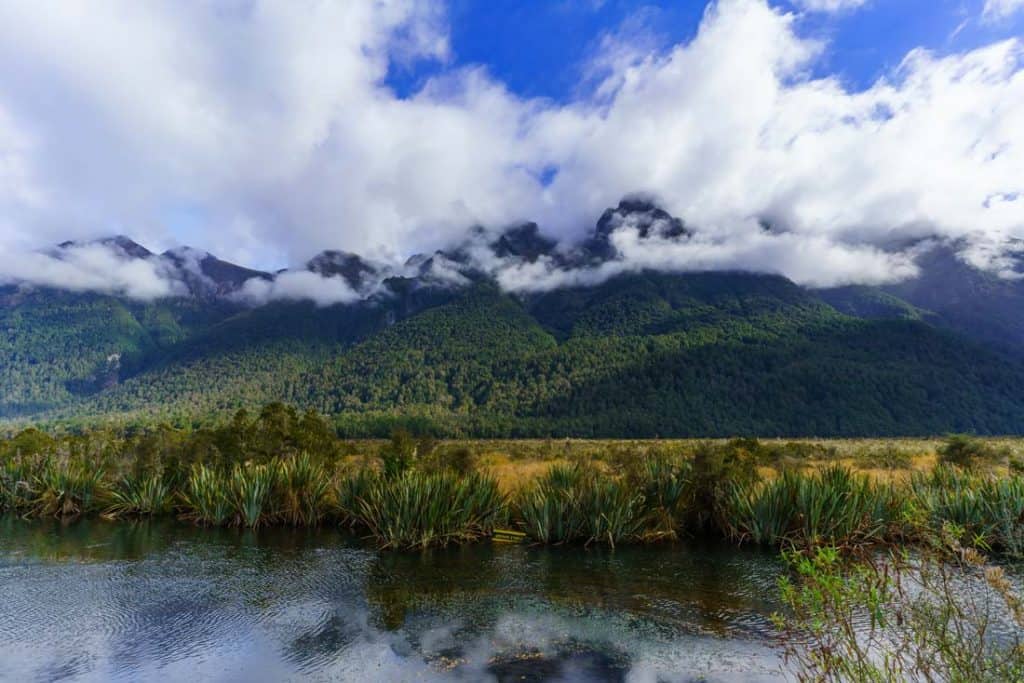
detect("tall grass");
top-left (340, 470), bottom-right (504, 549)
top-left (106, 473), bottom-right (171, 518)
top-left (30, 458), bottom-right (107, 519)
top-left (911, 465), bottom-right (1024, 557)
top-left (2, 434), bottom-right (1023, 556)
top-left (724, 466), bottom-right (901, 548)
top-left (277, 454), bottom-right (331, 526)
top-left (230, 462), bottom-right (278, 528)
top-left (180, 464), bottom-right (232, 526)
top-left (515, 464), bottom-right (647, 546)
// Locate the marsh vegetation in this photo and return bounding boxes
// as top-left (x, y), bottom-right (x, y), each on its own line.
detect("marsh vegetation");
top-left (4, 406), bottom-right (1024, 681)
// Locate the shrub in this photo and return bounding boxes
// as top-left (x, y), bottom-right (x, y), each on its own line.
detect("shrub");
top-left (938, 435), bottom-right (1008, 471)
top-left (775, 535), bottom-right (1024, 681)
top-left (857, 444), bottom-right (914, 470)
top-left (380, 430), bottom-right (418, 479)
top-left (31, 457), bottom-right (107, 519)
top-left (230, 462), bottom-right (278, 528)
top-left (684, 440), bottom-right (761, 533)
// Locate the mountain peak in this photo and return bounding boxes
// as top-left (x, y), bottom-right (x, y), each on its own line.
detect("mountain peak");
top-left (583, 198), bottom-right (691, 261)
top-left (489, 222), bottom-right (558, 263)
top-left (58, 235), bottom-right (153, 259)
top-left (306, 250), bottom-right (379, 290)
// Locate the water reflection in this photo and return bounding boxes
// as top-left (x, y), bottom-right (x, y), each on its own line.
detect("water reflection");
top-left (0, 517), bottom-right (788, 682)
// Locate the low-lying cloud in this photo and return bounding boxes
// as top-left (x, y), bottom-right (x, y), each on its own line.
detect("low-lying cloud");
top-left (0, 0), bottom-right (1021, 302)
top-left (0, 243), bottom-right (183, 300)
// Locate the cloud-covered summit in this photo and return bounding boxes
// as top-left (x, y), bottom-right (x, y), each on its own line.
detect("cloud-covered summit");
top-left (0, 198), bottom-right (973, 306)
top-left (0, 0), bottom-right (1020, 295)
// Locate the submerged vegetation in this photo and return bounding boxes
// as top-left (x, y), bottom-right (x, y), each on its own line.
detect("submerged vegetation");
top-left (1, 405), bottom-right (1023, 557)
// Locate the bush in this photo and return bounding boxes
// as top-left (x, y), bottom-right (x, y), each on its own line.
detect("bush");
top-left (938, 435), bottom-right (1009, 470)
top-left (515, 463), bottom-right (651, 546)
top-left (380, 430), bottom-right (418, 479)
top-left (857, 444), bottom-right (913, 470)
top-left (775, 535), bottom-right (1024, 681)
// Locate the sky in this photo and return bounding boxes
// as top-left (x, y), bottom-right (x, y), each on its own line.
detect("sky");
top-left (0, 0), bottom-right (1022, 300)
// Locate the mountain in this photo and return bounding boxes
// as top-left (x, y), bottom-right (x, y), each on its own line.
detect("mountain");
top-left (3, 203), bottom-right (1024, 436)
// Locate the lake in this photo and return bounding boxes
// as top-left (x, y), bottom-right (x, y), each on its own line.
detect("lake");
top-left (0, 517), bottom-right (789, 682)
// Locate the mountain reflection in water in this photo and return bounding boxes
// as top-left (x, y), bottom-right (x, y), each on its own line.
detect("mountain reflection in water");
top-left (0, 517), bottom-right (787, 682)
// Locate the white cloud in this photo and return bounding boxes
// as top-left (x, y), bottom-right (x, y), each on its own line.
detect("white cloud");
top-left (0, 244), bottom-right (183, 300)
top-left (0, 0), bottom-right (1021, 300)
top-left (984, 0), bottom-right (1024, 21)
top-left (234, 271), bottom-right (362, 307)
top-left (792, 0), bottom-right (868, 13)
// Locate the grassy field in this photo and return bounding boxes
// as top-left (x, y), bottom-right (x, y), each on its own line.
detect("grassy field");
top-left (331, 437), bottom-right (1022, 492)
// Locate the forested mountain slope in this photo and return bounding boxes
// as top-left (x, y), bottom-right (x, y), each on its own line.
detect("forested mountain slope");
top-left (4, 203), bottom-right (1024, 437)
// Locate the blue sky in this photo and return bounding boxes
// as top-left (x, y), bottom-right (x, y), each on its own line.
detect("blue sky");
top-left (389, 0), bottom-right (1024, 101)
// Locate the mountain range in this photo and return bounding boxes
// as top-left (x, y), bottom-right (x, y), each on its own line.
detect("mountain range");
top-left (3, 199), bottom-right (1024, 437)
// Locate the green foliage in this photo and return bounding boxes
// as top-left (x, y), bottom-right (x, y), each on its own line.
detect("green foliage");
top-left (938, 434), bottom-right (1010, 470)
top-left (515, 463), bottom-right (648, 546)
top-left (379, 429), bottom-right (419, 479)
top-left (911, 466), bottom-right (1024, 557)
top-left (30, 457), bottom-right (107, 519)
top-left (684, 439), bottom-right (761, 533)
top-left (180, 464), bottom-right (232, 526)
top-left (725, 466), bottom-right (900, 548)
top-left (339, 470), bottom-right (505, 549)
top-left (775, 538), bottom-right (1024, 682)
top-left (276, 453), bottom-right (331, 526)
top-left (230, 462), bottom-right (278, 528)
top-left (7, 272), bottom-right (1024, 438)
top-left (106, 473), bottom-right (171, 517)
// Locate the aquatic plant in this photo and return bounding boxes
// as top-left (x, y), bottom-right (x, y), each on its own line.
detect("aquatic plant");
top-left (344, 470), bottom-right (504, 549)
top-left (230, 461), bottom-right (278, 528)
top-left (30, 458), bottom-right (107, 519)
top-left (276, 453), bottom-right (332, 526)
top-left (106, 473), bottom-right (172, 517)
top-left (515, 464), bottom-right (647, 546)
top-left (179, 464), bottom-right (232, 526)
top-left (725, 466), bottom-right (899, 548)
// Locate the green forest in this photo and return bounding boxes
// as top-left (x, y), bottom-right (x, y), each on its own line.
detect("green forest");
top-left (3, 269), bottom-right (1024, 437)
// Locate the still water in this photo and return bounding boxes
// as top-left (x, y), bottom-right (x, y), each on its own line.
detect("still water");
top-left (0, 517), bottom-right (789, 682)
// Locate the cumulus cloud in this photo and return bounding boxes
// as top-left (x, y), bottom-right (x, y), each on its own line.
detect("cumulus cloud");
top-left (984, 0), bottom-right (1024, 21)
top-left (0, 0), bottom-right (1021, 301)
